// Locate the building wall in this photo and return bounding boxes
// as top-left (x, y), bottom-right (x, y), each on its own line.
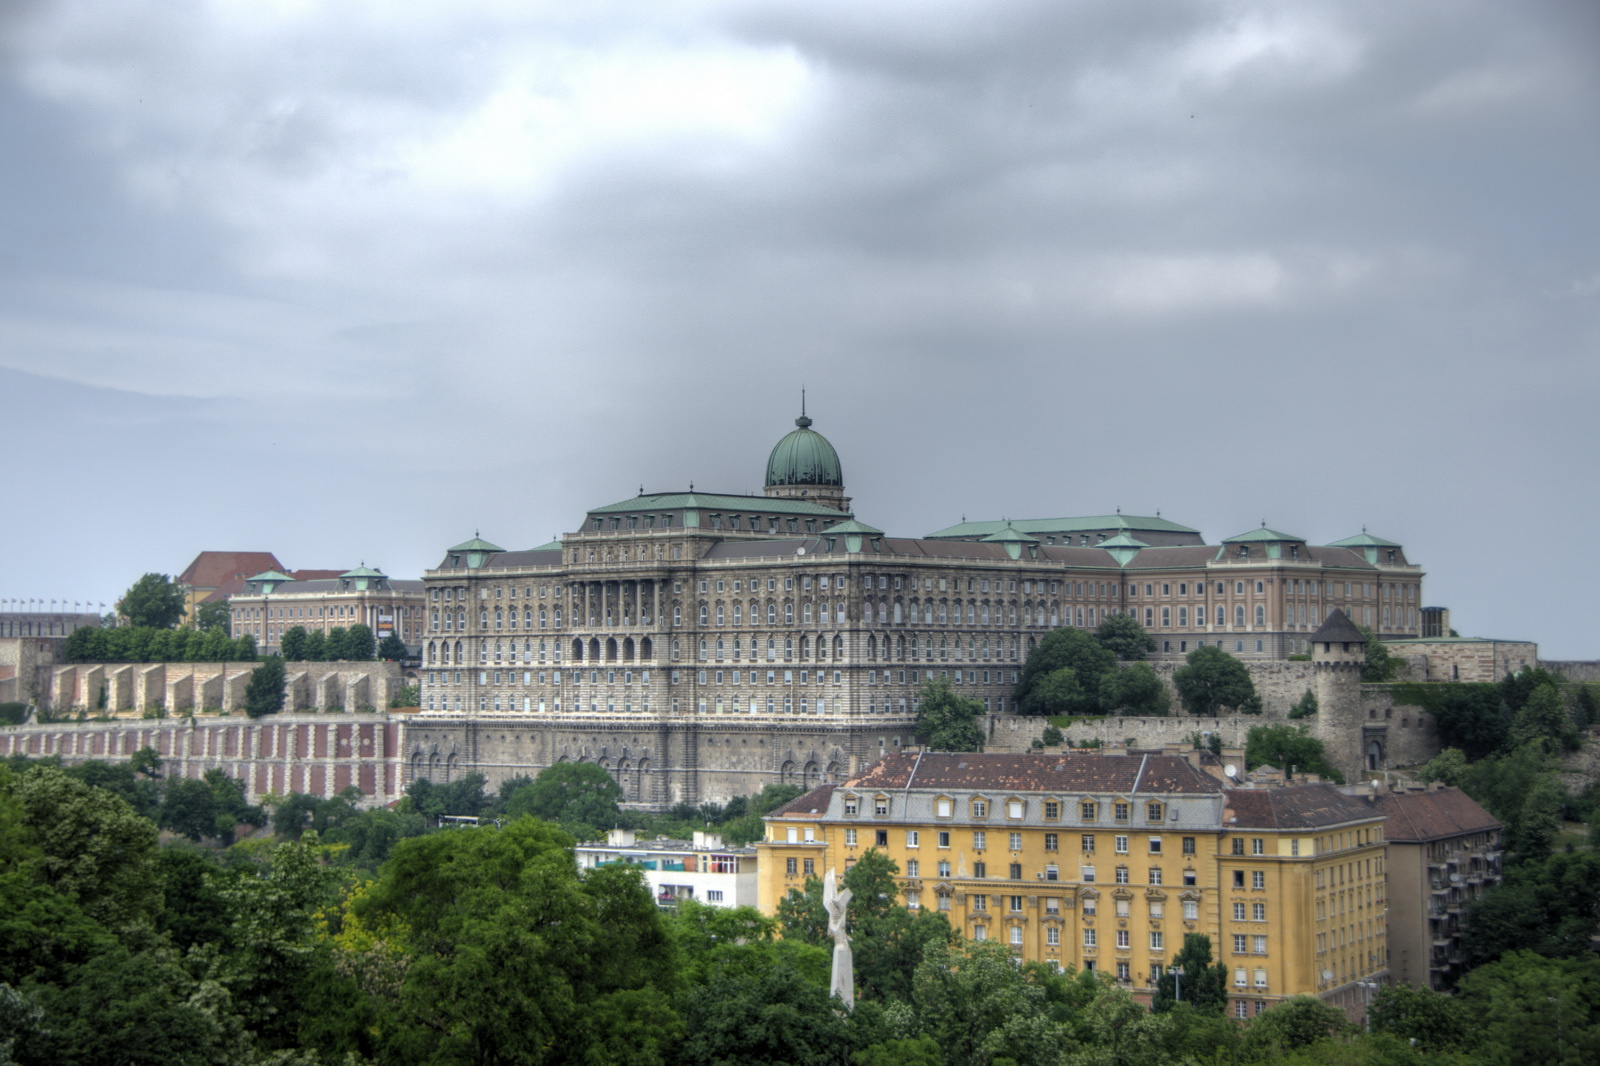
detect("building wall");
top-left (0, 715), bottom-right (403, 803)
top-left (757, 781), bottom-right (1388, 1015)
top-left (40, 660), bottom-right (407, 715)
top-left (1387, 640), bottom-right (1538, 683)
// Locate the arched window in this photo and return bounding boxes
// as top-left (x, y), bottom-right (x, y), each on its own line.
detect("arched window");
top-left (802, 602), bottom-right (812, 624)
top-left (734, 603), bottom-right (744, 625)
top-left (1235, 605), bottom-right (1246, 627)
top-left (699, 604), bottom-right (709, 626)
top-left (767, 601), bottom-right (778, 625)
top-left (673, 605), bottom-right (682, 626)
top-left (785, 602), bottom-right (794, 624)
top-left (1255, 604), bottom-right (1266, 626)
top-left (834, 635), bottom-right (845, 659)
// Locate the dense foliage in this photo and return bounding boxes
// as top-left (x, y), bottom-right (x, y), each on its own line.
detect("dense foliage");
top-left (115, 572), bottom-right (187, 629)
top-left (1244, 724), bottom-right (1344, 783)
top-left (1173, 646), bottom-right (1260, 717)
top-left (1015, 620), bottom-right (1170, 717)
top-left (63, 625), bottom-right (258, 664)
top-left (4, 748), bottom-right (1599, 1065)
top-left (914, 677), bottom-right (986, 751)
top-left (280, 624), bottom-right (376, 662)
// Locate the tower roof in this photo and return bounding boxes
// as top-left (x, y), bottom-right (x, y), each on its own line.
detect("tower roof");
top-left (765, 408), bottom-right (843, 489)
top-left (1311, 608), bottom-right (1367, 643)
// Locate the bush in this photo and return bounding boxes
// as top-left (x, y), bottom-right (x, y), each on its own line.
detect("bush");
top-left (0, 702), bottom-right (28, 726)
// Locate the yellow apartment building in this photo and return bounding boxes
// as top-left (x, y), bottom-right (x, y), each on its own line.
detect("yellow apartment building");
top-left (759, 751), bottom-right (1389, 1019)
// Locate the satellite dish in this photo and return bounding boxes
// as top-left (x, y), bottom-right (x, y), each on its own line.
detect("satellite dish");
top-left (1224, 764), bottom-right (1238, 778)
top-left (796, 546), bottom-right (806, 555)
top-left (1370, 780), bottom-right (1381, 790)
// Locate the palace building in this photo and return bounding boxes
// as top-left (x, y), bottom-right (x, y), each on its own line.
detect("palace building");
top-left (417, 408), bottom-right (1424, 730)
top-left (758, 751), bottom-right (1391, 1018)
top-left (230, 566), bottom-right (426, 654)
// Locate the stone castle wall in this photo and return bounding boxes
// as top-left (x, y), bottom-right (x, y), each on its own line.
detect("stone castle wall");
top-left (41, 660), bottom-right (407, 716)
top-left (985, 659), bottom-right (1439, 782)
top-left (0, 715), bottom-right (404, 803)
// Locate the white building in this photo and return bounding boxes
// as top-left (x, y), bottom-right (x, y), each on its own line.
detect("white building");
top-left (575, 828), bottom-right (759, 909)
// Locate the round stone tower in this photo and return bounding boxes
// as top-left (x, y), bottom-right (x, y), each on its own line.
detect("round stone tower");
top-left (1308, 608), bottom-right (1375, 779)
top-left (764, 403), bottom-right (851, 514)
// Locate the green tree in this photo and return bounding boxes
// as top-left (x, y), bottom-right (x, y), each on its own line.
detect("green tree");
top-left (913, 676), bottom-right (985, 751)
top-left (244, 655), bottom-right (286, 718)
top-left (1243, 995), bottom-right (1351, 1054)
top-left (345, 623), bottom-right (376, 661)
top-left (1358, 626), bottom-right (1404, 682)
top-left (1016, 628), bottom-right (1116, 716)
top-left (1094, 614), bottom-right (1156, 661)
top-left (1152, 933), bottom-right (1230, 1014)
top-left (1041, 724), bottom-right (1064, 746)
top-left (116, 573), bottom-right (186, 629)
top-left (776, 849), bottom-right (953, 1002)
top-left (388, 684), bottom-right (421, 708)
top-left (1098, 662), bottom-right (1170, 716)
top-left (900, 939), bottom-right (1082, 1066)
top-left (194, 600), bottom-right (231, 634)
top-left (1368, 982), bottom-right (1471, 1052)
top-left (160, 777), bottom-right (220, 841)
top-left (302, 629), bottom-right (328, 661)
top-left (1245, 724), bottom-right (1344, 782)
top-left (1463, 850), bottom-right (1600, 964)
top-left (1287, 689), bottom-right (1318, 719)
top-left (1509, 682), bottom-right (1578, 754)
top-left (1419, 747), bottom-right (1469, 786)
top-left (353, 818), bottom-right (679, 1065)
top-left (676, 959), bottom-right (848, 1066)
top-left (377, 633), bottom-right (409, 660)
top-left (504, 762), bottom-right (623, 836)
top-left (1456, 950), bottom-right (1600, 1066)
top-left (279, 626), bottom-right (309, 662)
top-left (1030, 668), bottom-right (1089, 717)
top-left (1173, 645), bottom-right (1258, 717)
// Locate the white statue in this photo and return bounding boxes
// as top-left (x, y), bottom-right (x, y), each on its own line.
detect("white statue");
top-left (823, 869), bottom-right (855, 1008)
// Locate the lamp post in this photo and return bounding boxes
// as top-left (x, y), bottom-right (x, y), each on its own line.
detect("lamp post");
top-left (1357, 980), bottom-right (1379, 1030)
top-left (1168, 964), bottom-right (1185, 1004)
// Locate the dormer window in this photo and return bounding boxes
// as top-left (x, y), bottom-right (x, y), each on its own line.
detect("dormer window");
top-left (874, 794), bottom-right (890, 817)
top-left (843, 794), bottom-right (860, 817)
top-left (1238, 546), bottom-right (1249, 557)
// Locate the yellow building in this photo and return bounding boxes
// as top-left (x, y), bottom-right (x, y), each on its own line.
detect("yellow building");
top-left (759, 751), bottom-right (1388, 1018)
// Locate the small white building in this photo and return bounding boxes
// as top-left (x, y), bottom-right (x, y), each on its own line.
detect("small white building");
top-left (575, 829), bottom-right (759, 909)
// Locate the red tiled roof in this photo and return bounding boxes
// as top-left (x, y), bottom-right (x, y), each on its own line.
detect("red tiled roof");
top-left (178, 551), bottom-right (285, 590)
top-left (1373, 788), bottom-right (1501, 842)
top-left (1224, 784), bottom-right (1379, 829)
top-left (840, 752), bottom-right (1222, 795)
top-left (769, 783), bottom-right (836, 818)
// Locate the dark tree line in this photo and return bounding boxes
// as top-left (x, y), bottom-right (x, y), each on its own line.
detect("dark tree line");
top-left (63, 625), bottom-right (258, 664)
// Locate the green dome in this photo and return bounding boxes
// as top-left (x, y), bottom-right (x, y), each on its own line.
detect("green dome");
top-left (765, 413), bottom-right (843, 488)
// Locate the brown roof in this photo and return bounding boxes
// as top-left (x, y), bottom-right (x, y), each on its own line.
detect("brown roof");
top-left (178, 551), bottom-right (285, 590)
top-left (840, 752), bottom-right (1222, 795)
top-left (289, 569), bottom-right (345, 581)
top-left (1312, 608), bottom-right (1366, 643)
top-left (1373, 788), bottom-right (1501, 842)
top-left (1225, 784), bottom-right (1380, 830)
top-left (769, 783), bottom-right (836, 818)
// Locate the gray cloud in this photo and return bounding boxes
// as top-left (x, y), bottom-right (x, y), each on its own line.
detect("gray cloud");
top-left (0, 0), bottom-right (1595, 655)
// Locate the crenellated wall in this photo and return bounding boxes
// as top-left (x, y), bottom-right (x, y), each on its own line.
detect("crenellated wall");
top-left (40, 660), bottom-right (406, 715)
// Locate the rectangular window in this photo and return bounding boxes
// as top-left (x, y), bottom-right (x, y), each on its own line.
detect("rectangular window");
top-left (1116, 929), bottom-right (1130, 948)
top-left (1253, 935), bottom-right (1267, 954)
top-left (1114, 802), bottom-right (1130, 822)
top-left (1081, 866), bottom-right (1096, 883)
top-left (938, 831), bottom-right (951, 848)
top-left (876, 830), bottom-right (889, 847)
top-left (1234, 902), bottom-right (1246, 921)
top-left (1115, 835), bottom-right (1129, 854)
top-left (1252, 838), bottom-right (1265, 856)
top-left (938, 861), bottom-right (951, 877)
top-left (1009, 832), bottom-right (1023, 851)
top-left (1252, 871), bottom-right (1265, 890)
top-left (1150, 931), bottom-right (1164, 951)
top-left (974, 862), bottom-right (987, 878)
top-left (1183, 837), bottom-right (1196, 856)
top-left (906, 859), bottom-right (919, 877)
top-left (906, 830), bottom-right (920, 848)
top-left (1045, 833), bottom-right (1059, 851)
top-left (1047, 927), bottom-right (1060, 946)
top-left (1044, 800), bottom-right (1061, 820)
top-left (1148, 868), bottom-right (1162, 885)
top-left (1115, 867), bottom-right (1129, 884)
top-left (1084, 929), bottom-right (1097, 947)
top-left (974, 831), bottom-right (987, 850)
top-left (1233, 934), bottom-right (1248, 954)
top-left (1149, 837), bottom-right (1162, 855)
top-left (786, 858), bottom-right (797, 875)
top-left (1081, 834), bottom-right (1096, 852)
top-left (1183, 899), bottom-right (1198, 920)
top-left (1252, 902), bottom-right (1266, 922)
top-left (845, 828), bottom-right (857, 846)
top-left (1081, 802), bottom-right (1097, 821)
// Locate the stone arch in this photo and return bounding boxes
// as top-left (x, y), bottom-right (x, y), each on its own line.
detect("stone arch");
top-left (640, 636), bottom-right (653, 659)
top-left (803, 760), bottom-right (820, 786)
top-left (588, 638), bottom-right (601, 661)
top-left (623, 637), bottom-right (635, 661)
top-left (572, 638), bottom-right (584, 661)
top-left (605, 638), bottom-right (618, 661)
top-left (1366, 739), bottom-right (1385, 772)
top-left (780, 759), bottom-right (796, 784)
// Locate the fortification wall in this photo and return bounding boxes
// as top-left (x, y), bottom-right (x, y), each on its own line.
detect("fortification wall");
top-left (0, 708), bottom-right (917, 810)
top-left (41, 660), bottom-right (406, 715)
top-left (0, 715), bottom-right (404, 803)
top-left (1542, 661), bottom-right (1600, 682)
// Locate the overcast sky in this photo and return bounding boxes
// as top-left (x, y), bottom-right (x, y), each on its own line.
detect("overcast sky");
top-left (2, 1), bottom-right (1596, 657)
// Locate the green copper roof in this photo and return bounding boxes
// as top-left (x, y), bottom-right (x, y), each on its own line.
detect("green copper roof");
top-left (765, 411), bottom-right (843, 488)
top-left (1222, 526), bottom-right (1305, 543)
top-left (340, 564), bottom-right (384, 578)
top-left (925, 514), bottom-right (1199, 539)
top-left (1098, 532), bottom-right (1149, 548)
top-left (529, 539), bottom-right (563, 552)
top-left (448, 535), bottom-right (505, 553)
top-left (1328, 531), bottom-right (1402, 548)
top-left (247, 570), bottom-right (294, 583)
top-left (589, 492), bottom-right (846, 518)
top-left (980, 524), bottom-right (1039, 544)
top-left (820, 518), bottom-right (884, 536)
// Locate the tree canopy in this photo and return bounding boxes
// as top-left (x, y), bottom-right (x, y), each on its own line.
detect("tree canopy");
top-left (504, 762), bottom-right (625, 837)
top-left (116, 572), bottom-right (187, 629)
top-left (1016, 628), bottom-right (1116, 715)
top-left (913, 676), bottom-right (985, 751)
top-left (243, 655), bottom-right (286, 718)
top-left (1244, 724), bottom-right (1343, 782)
top-left (1094, 614), bottom-right (1158, 661)
top-left (1172, 646), bottom-right (1259, 717)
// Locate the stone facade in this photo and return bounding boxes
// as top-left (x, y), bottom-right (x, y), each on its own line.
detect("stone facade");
top-left (1386, 638), bottom-right (1538, 683)
top-left (0, 714), bottom-right (404, 803)
top-left (38, 659), bottom-right (407, 716)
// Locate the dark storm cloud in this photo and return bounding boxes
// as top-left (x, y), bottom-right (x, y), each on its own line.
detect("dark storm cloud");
top-left (0, 1), bottom-right (1594, 654)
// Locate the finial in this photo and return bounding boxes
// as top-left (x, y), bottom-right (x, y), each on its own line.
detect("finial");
top-left (1261, 519), bottom-right (1266, 529)
top-left (1156, 509), bottom-right (1161, 517)
top-left (1362, 524), bottom-right (1367, 533)
top-left (1116, 506), bottom-right (1121, 514)
top-left (639, 483), bottom-right (644, 495)
top-left (795, 387), bottom-right (812, 429)
top-left (689, 481), bottom-right (694, 492)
